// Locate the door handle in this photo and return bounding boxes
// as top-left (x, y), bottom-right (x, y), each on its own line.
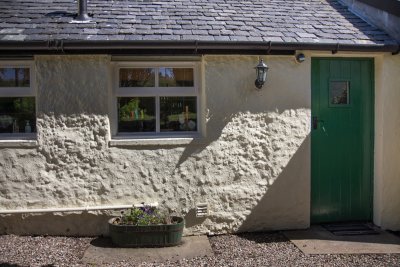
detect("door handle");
top-left (312, 116), bottom-right (324, 130)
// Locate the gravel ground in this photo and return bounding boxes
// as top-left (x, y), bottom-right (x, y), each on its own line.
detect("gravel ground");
top-left (1, 232), bottom-right (400, 267)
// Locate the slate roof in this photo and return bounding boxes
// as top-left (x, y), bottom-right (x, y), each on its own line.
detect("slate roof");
top-left (0, 0), bottom-right (397, 46)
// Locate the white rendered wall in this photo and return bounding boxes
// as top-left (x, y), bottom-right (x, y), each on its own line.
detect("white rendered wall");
top-left (374, 54), bottom-right (400, 230)
top-left (0, 54), bottom-right (312, 236)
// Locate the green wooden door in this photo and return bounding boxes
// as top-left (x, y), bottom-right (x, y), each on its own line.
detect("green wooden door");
top-left (311, 58), bottom-right (374, 223)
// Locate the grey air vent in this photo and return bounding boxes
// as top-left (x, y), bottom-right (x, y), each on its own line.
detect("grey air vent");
top-left (196, 203), bottom-right (209, 218)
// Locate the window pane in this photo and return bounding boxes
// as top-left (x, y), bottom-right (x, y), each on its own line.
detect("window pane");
top-left (160, 97), bottom-right (197, 132)
top-left (330, 81), bottom-right (349, 105)
top-left (118, 97), bottom-right (156, 132)
top-left (0, 97), bottom-right (35, 133)
top-left (0, 68), bottom-right (30, 87)
top-left (159, 68), bottom-right (194, 87)
top-left (119, 68), bottom-right (155, 87)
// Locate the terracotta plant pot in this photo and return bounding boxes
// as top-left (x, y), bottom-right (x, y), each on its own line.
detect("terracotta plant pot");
top-left (108, 216), bottom-right (184, 247)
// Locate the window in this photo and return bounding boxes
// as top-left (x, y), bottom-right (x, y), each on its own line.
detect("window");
top-left (330, 81), bottom-right (350, 106)
top-left (0, 62), bottom-right (36, 137)
top-left (115, 62), bottom-right (200, 137)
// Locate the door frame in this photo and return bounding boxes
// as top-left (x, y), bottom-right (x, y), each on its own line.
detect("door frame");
top-left (310, 57), bottom-right (375, 223)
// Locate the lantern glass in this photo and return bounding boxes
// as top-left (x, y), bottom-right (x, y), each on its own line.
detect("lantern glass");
top-left (255, 59), bottom-right (268, 89)
top-left (257, 68), bottom-right (267, 82)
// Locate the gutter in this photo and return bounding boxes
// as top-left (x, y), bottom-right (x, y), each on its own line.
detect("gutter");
top-left (0, 203), bottom-right (158, 214)
top-left (0, 40), bottom-right (398, 55)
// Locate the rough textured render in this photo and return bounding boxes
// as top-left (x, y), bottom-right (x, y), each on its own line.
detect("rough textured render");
top-left (0, 55), bottom-right (311, 236)
top-left (0, 0), bottom-right (396, 44)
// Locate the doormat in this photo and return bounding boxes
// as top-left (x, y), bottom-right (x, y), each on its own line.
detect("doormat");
top-left (284, 225), bottom-right (400, 254)
top-left (322, 222), bottom-right (379, 236)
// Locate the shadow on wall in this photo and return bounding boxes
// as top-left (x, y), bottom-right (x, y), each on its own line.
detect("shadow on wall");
top-left (237, 135), bottom-right (311, 232)
top-left (174, 56), bottom-right (311, 168)
top-left (115, 56), bottom-right (311, 176)
top-left (36, 56), bottom-right (110, 116)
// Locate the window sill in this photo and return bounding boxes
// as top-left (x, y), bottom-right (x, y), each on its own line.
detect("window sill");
top-left (109, 136), bottom-right (203, 147)
top-left (0, 134), bottom-right (38, 148)
top-left (0, 139), bottom-right (38, 148)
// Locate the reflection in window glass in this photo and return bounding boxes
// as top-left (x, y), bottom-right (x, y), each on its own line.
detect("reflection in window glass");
top-left (0, 68), bottom-right (30, 87)
top-left (160, 97), bottom-right (197, 132)
top-left (159, 68), bottom-right (194, 87)
top-left (118, 97), bottom-right (156, 132)
top-left (0, 97), bottom-right (35, 133)
top-left (119, 68), bottom-right (155, 87)
top-left (330, 81), bottom-right (349, 105)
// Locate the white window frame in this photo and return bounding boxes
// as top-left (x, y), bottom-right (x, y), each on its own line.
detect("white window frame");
top-left (0, 61), bottom-right (36, 140)
top-left (113, 61), bottom-right (201, 139)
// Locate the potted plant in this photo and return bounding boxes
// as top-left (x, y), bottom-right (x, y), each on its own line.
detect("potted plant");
top-left (109, 205), bottom-right (184, 247)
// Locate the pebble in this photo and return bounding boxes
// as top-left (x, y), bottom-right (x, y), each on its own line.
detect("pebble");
top-left (1, 232), bottom-right (400, 266)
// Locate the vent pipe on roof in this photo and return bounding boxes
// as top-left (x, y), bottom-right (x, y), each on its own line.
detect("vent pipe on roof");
top-left (76, 0), bottom-right (90, 21)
